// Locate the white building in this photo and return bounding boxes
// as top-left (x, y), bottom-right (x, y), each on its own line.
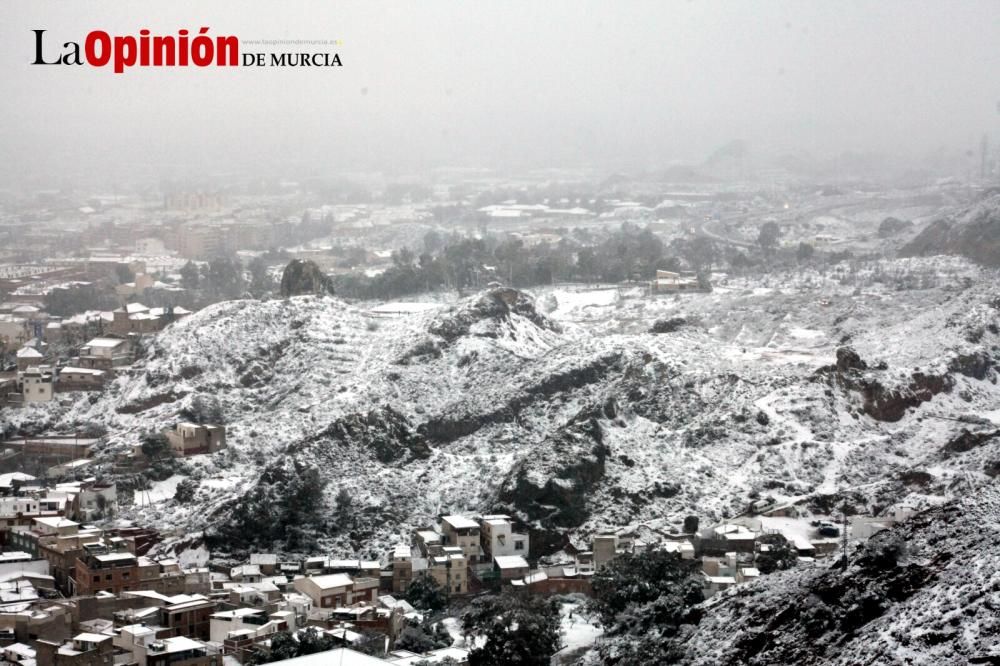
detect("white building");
top-left (21, 365), bottom-right (54, 403)
top-left (210, 607), bottom-right (282, 645)
top-left (479, 515), bottom-right (529, 562)
top-left (80, 337), bottom-right (127, 360)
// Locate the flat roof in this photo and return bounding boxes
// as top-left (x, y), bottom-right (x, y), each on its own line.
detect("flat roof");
top-left (0, 552), bottom-right (32, 562)
top-left (304, 573), bottom-right (353, 589)
top-left (60, 367), bottom-right (105, 376)
top-left (441, 515), bottom-right (478, 530)
top-left (83, 337), bottom-right (126, 348)
top-left (494, 555), bottom-right (529, 569)
top-left (211, 607), bottom-right (264, 619)
top-left (33, 516), bottom-right (78, 528)
top-left (150, 636), bottom-right (206, 653)
top-left (93, 553), bottom-right (137, 563)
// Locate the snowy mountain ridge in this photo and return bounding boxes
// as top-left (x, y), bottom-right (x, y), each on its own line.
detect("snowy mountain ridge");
top-left (6, 257), bottom-right (1000, 562)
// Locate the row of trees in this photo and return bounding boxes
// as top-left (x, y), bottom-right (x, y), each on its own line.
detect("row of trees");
top-left (179, 254), bottom-right (278, 302)
top-left (333, 224), bottom-right (716, 301)
top-left (330, 219), bottom-right (852, 303)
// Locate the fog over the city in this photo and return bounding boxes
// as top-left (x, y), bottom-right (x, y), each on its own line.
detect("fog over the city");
top-left (2, 1), bottom-right (1000, 184)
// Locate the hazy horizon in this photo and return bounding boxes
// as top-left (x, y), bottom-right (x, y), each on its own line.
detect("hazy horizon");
top-left (3, 1), bottom-right (1000, 187)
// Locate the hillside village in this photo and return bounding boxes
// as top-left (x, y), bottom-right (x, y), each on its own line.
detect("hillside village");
top-left (0, 465), bottom-right (924, 666)
top-left (0, 174), bottom-right (998, 665)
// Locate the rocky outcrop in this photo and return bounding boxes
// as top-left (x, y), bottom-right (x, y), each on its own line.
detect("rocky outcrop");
top-left (878, 216), bottom-right (913, 237)
top-left (417, 352), bottom-right (623, 443)
top-left (280, 259), bottom-right (335, 297)
top-left (294, 406), bottom-right (430, 464)
top-left (899, 193), bottom-right (1000, 266)
top-left (497, 413), bottom-right (609, 558)
top-left (818, 347), bottom-right (953, 422)
top-left (858, 372), bottom-right (953, 422)
top-left (942, 428), bottom-right (1000, 455)
top-left (948, 351), bottom-right (994, 380)
top-left (427, 287), bottom-right (558, 343)
top-left (650, 317), bottom-right (689, 334)
top-left (835, 346), bottom-right (867, 373)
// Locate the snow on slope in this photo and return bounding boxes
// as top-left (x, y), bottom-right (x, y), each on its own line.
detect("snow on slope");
top-left (5, 258), bottom-right (999, 561)
top-left (670, 486), bottom-right (1000, 665)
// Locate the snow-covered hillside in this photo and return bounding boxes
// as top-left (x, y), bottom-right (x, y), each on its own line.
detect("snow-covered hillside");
top-left (5, 257), bottom-right (999, 562)
top-left (901, 190), bottom-right (1000, 266)
top-left (665, 485), bottom-right (1000, 665)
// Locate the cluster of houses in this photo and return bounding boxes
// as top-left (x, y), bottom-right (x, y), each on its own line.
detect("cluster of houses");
top-left (0, 293), bottom-right (191, 409)
top-left (390, 503), bottom-right (920, 605)
top-left (0, 535), bottom-right (470, 664)
top-left (3, 336), bottom-right (119, 408)
top-left (0, 471), bottom-right (467, 664)
top-left (1, 430), bottom-right (230, 493)
top-left (0, 468), bottom-right (919, 662)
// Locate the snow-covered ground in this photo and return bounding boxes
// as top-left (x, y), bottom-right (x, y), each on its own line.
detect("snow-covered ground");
top-left (554, 600), bottom-right (603, 663)
top-left (4, 255), bottom-right (998, 563)
top-left (133, 474), bottom-right (185, 505)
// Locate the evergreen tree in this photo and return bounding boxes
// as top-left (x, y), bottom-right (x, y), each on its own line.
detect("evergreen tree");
top-left (180, 261), bottom-right (201, 290)
top-left (758, 222), bottom-right (781, 257)
top-left (463, 594), bottom-right (562, 666)
top-left (590, 548), bottom-right (706, 665)
top-left (248, 256), bottom-right (274, 297)
top-left (405, 573), bottom-right (448, 612)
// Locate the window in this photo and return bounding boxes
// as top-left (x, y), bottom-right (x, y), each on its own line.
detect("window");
top-left (105, 574), bottom-right (113, 581)
top-left (92, 575), bottom-right (100, 583)
top-left (515, 541), bottom-right (525, 551)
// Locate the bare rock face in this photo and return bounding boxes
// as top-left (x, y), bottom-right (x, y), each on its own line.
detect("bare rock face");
top-left (427, 287), bottom-right (559, 343)
top-left (835, 346), bottom-right (868, 373)
top-left (819, 347), bottom-right (955, 422)
top-left (650, 317), bottom-right (688, 334)
top-left (280, 259), bottom-right (335, 298)
top-left (859, 372), bottom-right (954, 422)
top-left (496, 411), bottom-right (609, 558)
top-left (877, 216), bottom-right (913, 237)
top-left (900, 193), bottom-right (1000, 266)
top-left (942, 428), bottom-right (1000, 455)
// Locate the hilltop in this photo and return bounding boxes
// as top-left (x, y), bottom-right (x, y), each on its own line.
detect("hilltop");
top-left (901, 190), bottom-right (1000, 266)
top-left (6, 258), bottom-right (1000, 563)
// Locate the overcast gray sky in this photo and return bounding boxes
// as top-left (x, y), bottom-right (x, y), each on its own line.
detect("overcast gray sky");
top-left (3, 1), bottom-right (1000, 185)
